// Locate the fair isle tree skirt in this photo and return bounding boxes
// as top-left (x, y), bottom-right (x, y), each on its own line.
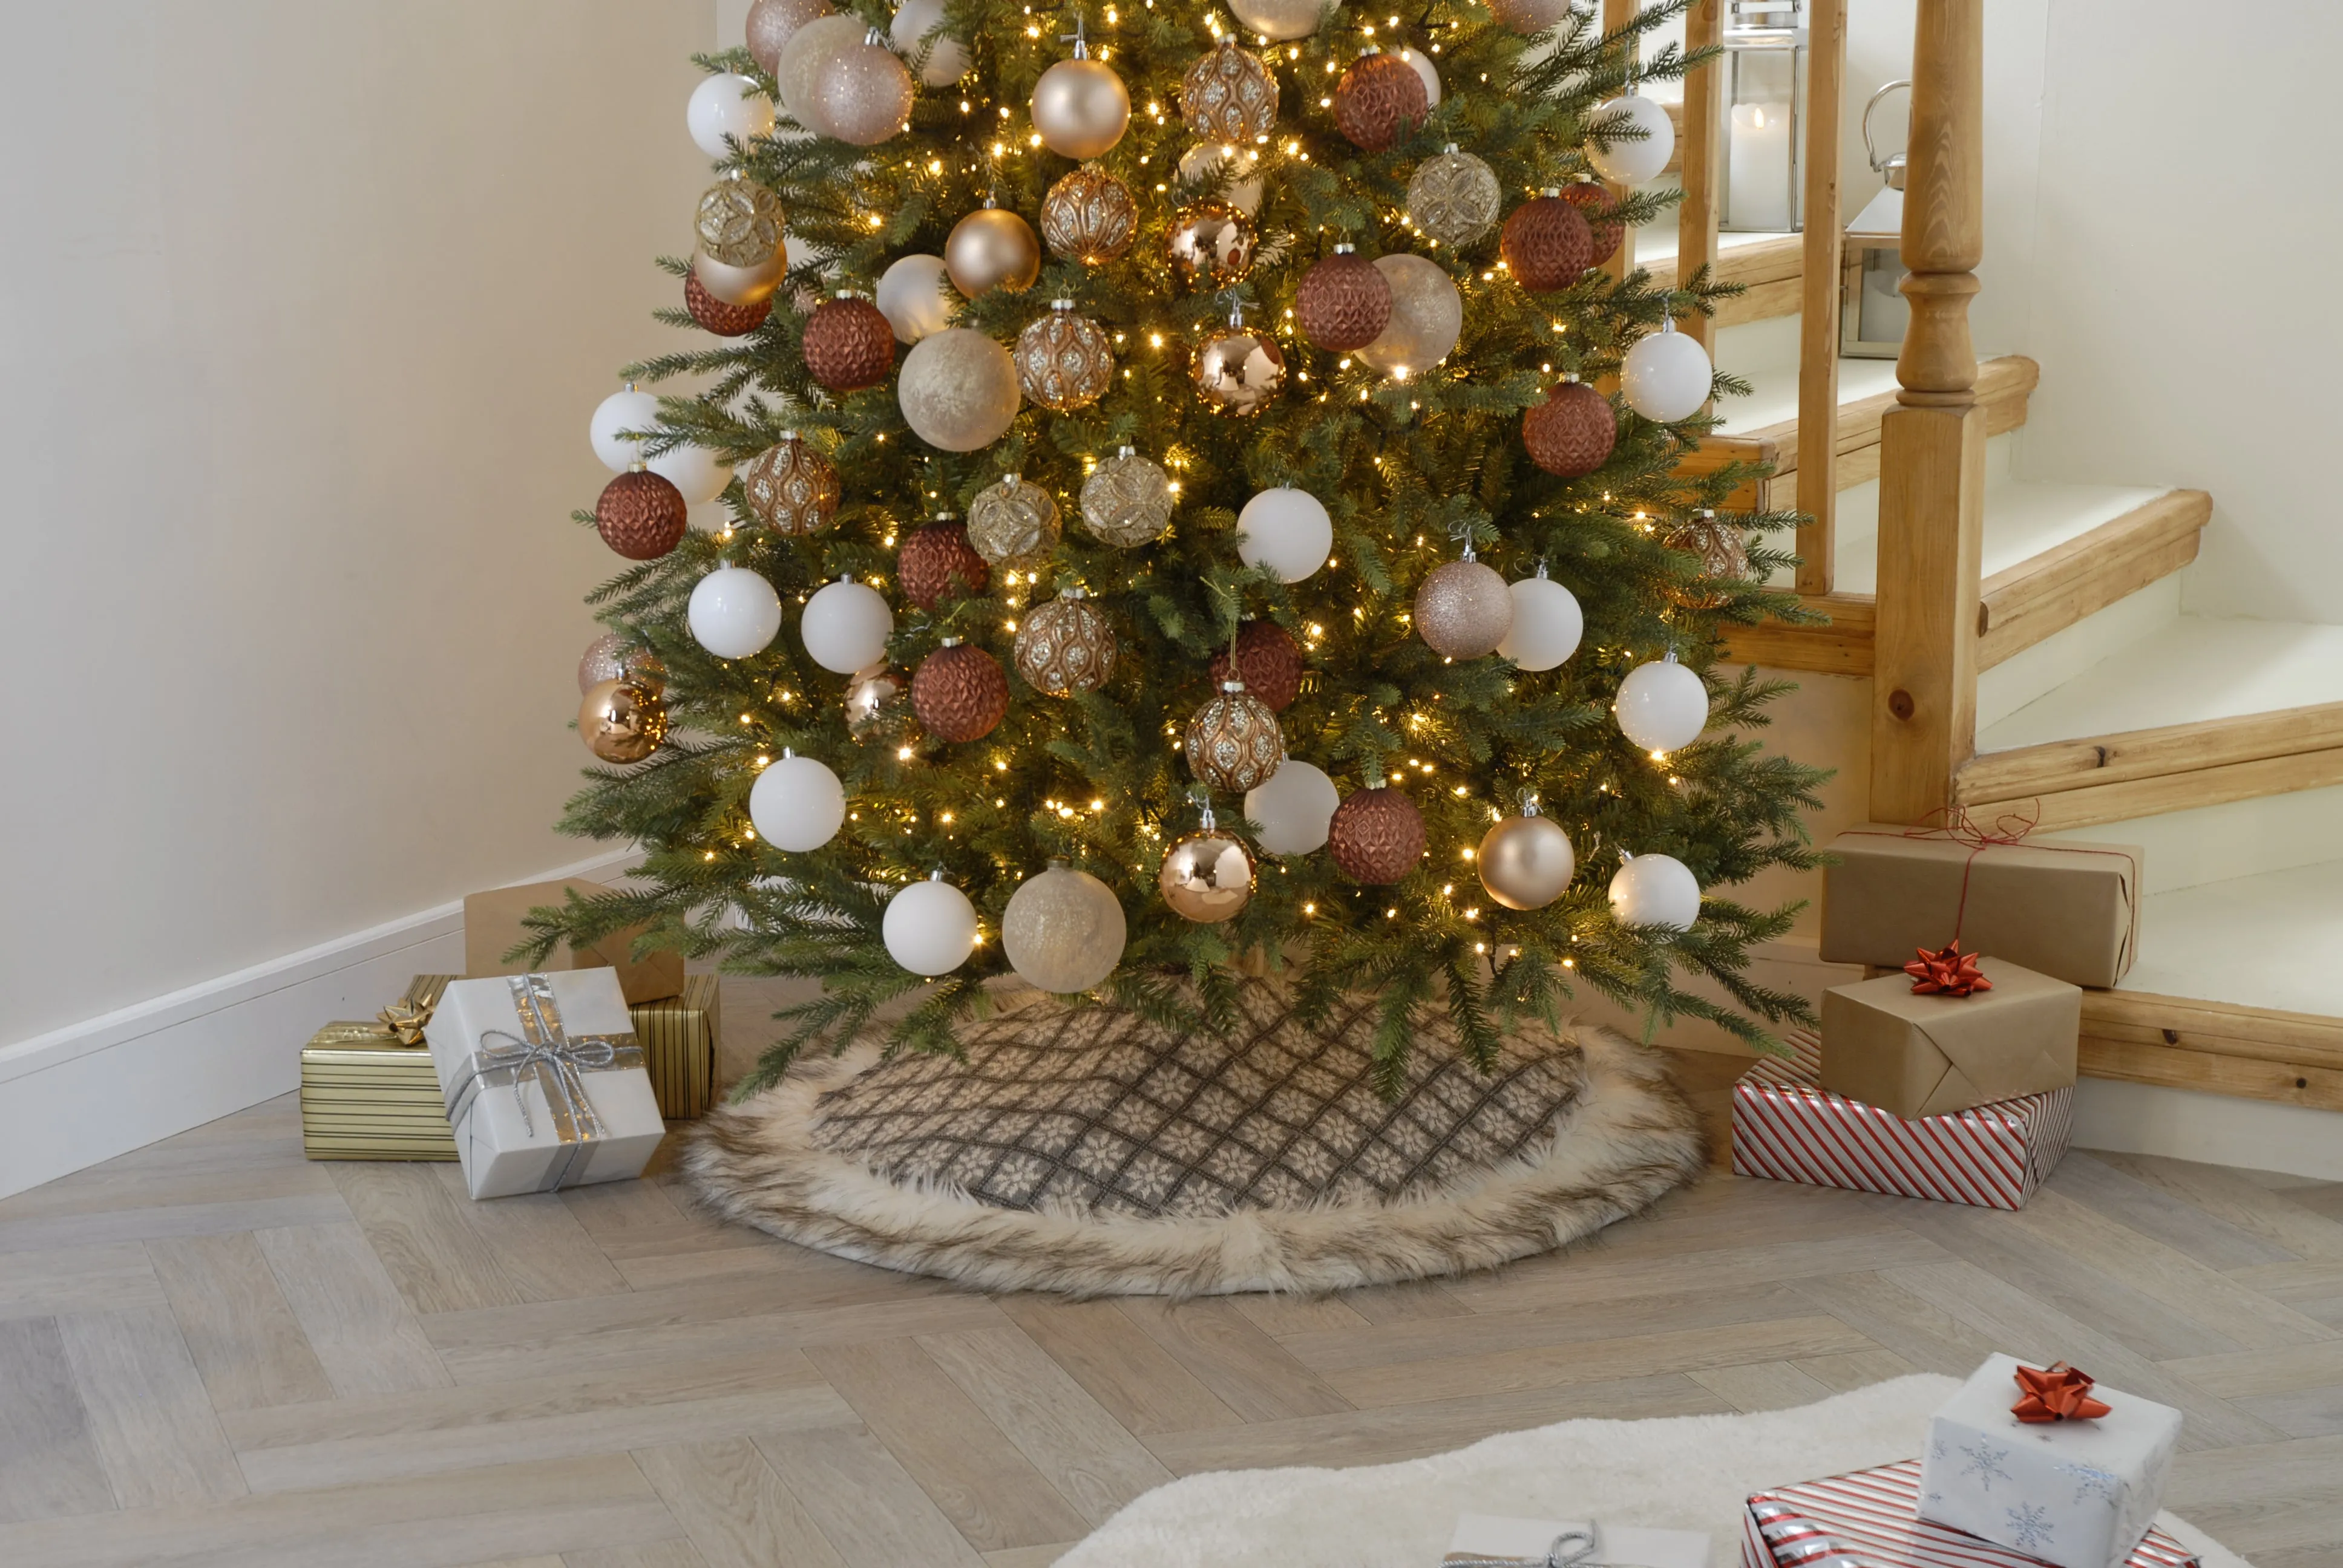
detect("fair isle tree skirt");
top-left (684, 982), bottom-right (1706, 1296)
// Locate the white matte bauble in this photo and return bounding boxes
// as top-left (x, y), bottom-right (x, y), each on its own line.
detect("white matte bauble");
top-left (693, 246), bottom-right (787, 307)
top-left (1396, 47), bottom-right (1441, 108)
top-left (890, 0), bottom-right (969, 85)
top-left (1496, 569), bottom-right (1584, 671)
top-left (688, 73), bottom-right (776, 157)
top-left (1030, 56), bottom-right (1131, 160)
top-left (1228, 0), bottom-right (1328, 41)
top-left (1621, 317), bottom-right (1714, 423)
top-left (1477, 808), bottom-right (1575, 911)
top-left (645, 443), bottom-right (732, 506)
top-left (1236, 488), bottom-right (1333, 583)
top-left (897, 327), bottom-right (1022, 451)
top-left (590, 388), bottom-right (659, 472)
top-left (883, 875), bottom-right (981, 975)
top-left (1177, 141), bottom-right (1263, 214)
top-left (1244, 758), bottom-right (1341, 856)
top-left (1002, 861), bottom-right (1127, 993)
top-left (1588, 93), bottom-right (1675, 185)
top-left (1614, 650), bottom-right (1709, 752)
top-left (688, 565), bottom-right (784, 659)
top-left (876, 253), bottom-right (954, 342)
top-left (1357, 253), bottom-right (1463, 377)
top-left (749, 751), bottom-right (846, 852)
top-left (799, 577), bottom-right (894, 674)
top-left (774, 13), bottom-right (872, 137)
top-left (1608, 851), bottom-right (1700, 930)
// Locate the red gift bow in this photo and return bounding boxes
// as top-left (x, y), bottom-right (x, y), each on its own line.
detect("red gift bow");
top-left (2011, 1361), bottom-right (2112, 1423)
top-left (1905, 940), bottom-right (1993, 998)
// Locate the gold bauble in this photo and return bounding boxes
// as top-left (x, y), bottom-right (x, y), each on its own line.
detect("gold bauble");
top-left (579, 678), bottom-right (667, 764)
top-left (897, 327), bottom-right (1023, 451)
top-left (1159, 825), bottom-right (1255, 923)
top-left (1165, 200), bottom-right (1256, 289)
top-left (1014, 300), bottom-right (1115, 413)
top-left (1406, 145), bottom-right (1504, 247)
top-left (843, 659), bottom-right (909, 740)
top-left (1001, 860), bottom-right (1127, 993)
top-left (1193, 319), bottom-right (1286, 417)
top-left (946, 203), bottom-right (1043, 298)
top-left (1180, 39), bottom-right (1279, 141)
top-left (1012, 590), bottom-right (1117, 696)
top-left (696, 175), bottom-right (786, 269)
top-left (1477, 805), bottom-right (1576, 911)
top-left (1080, 446), bottom-right (1174, 547)
top-left (1228, 0), bottom-right (1329, 41)
top-left (740, 431), bottom-right (840, 535)
top-left (1414, 555), bottom-right (1515, 659)
top-left (1041, 165), bottom-right (1139, 266)
top-left (1029, 55), bottom-right (1131, 160)
top-left (1356, 253), bottom-right (1463, 376)
top-left (1185, 678), bottom-right (1286, 792)
top-left (966, 474), bottom-right (1062, 572)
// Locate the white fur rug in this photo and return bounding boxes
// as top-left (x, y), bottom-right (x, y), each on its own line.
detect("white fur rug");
top-left (1054, 1376), bottom-right (2252, 1568)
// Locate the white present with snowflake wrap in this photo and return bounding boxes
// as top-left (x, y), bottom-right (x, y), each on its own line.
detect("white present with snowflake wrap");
top-left (1916, 1353), bottom-right (2183, 1568)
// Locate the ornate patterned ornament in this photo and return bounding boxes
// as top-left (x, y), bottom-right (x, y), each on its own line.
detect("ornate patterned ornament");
top-left (909, 638), bottom-right (1010, 742)
top-left (1334, 46), bottom-right (1428, 153)
top-left (1500, 187), bottom-right (1594, 291)
top-left (896, 516), bottom-right (990, 609)
top-left (1406, 145), bottom-right (1503, 247)
top-left (595, 467), bottom-right (689, 560)
top-left (1012, 588), bottom-right (1117, 696)
top-left (1207, 619), bottom-right (1303, 712)
top-left (1193, 302), bottom-right (1286, 417)
top-left (695, 173), bottom-right (787, 269)
top-left (1014, 300), bottom-right (1114, 413)
top-left (1294, 244), bottom-right (1393, 351)
top-left (1181, 38), bottom-right (1279, 140)
top-left (1040, 165), bottom-right (1139, 266)
top-left (799, 292), bottom-right (896, 392)
top-left (1080, 446), bottom-right (1175, 547)
top-left (966, 474), bottom-right (1063, 573)
top-left (1165, 200), bottom-right (1256, 289)
top-left (1521, 375), bottom-right (1617, 478)
top-left (1327, 780), bottom-right (1426, 883)
top-left (1665, 508), bottom-right (1750, 609)
top-left (1184, 676), bottom-right (1286, 793)
top-left (683, 268), bottom-right (773, 336)
top-left (740, 431), bottom-right (841, 535)
top-left (1561, 178), bottom-right (1624, 265)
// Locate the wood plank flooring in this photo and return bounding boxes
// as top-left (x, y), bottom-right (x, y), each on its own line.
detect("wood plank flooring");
top-left (2, 979), bottom-right (2340, 1567)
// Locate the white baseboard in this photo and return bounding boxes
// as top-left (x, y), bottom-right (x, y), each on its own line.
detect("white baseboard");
top-left (2071, 1076), bottom-right (2343, 1183)
top-left (0, 848), bottom-right (638, 1200)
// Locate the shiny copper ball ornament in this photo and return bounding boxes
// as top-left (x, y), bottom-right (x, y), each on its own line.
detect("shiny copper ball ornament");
top-left (1334, 48), bottom-right (1428, 153)
top-left (1477, 797), bottom-right (1576, 911)
top-left (1561, 180), bottom-right (1624, 266)
top-left (1327, 784), bottom-right (1425, 884)
top-left (579, 678), bottom-right (669, 764)
top-left (1207, 619), bottom-right (1304, 713)
top-left (684, 269), bottom-right (773, 336)
top-left (1080, 448), bottom-right (1173, 547)
top-left (1184, 678), bottom-right (1286, 793)
top-left (1500, 188), bottom-right (1593, 292)
top-left (1030, 45), bottom-right (1132, 160)
top-left (967, 475), bottom-right (1063, 573)
top-left (1159, 814), bottom-right (1256, 924)
top-left (1294, 245), bottom-right (1392, 351)
top-left (1521, 377), bottom-right (1617, 478)
top-left (1180, 39), bottom-right (1279, 141)
top-left (946, 202), bottom-right (1043, 298)
top-left (1406, 145), bottom-right (1503, 247)
top-left (1012, 589), bottom-right (1117, 696)
top-left (800, 293), bottom-right (896, 392)
top-left (1014, 300), bottom-right (1115, 413)
top-left (1415, 551), bottom-right (1515, 659)
top-left (1041, 166), bottom-right (1138, 267)
top-left (911, 639), bottom-right (1009, 742)
top-left (1193, 312), bottom-right (1286, 417)
top-left (896, 518), bottom-right (989, 609)
top-left (1165, 200), bottom-right (1256, 289)
top-left (740, 432), bottom-right (841, 535)
top-left (695, 174), bottom-right (787, 269)
top-left (595, 468), bottom-right (690, 560)
top-left (578, 632), bottom-right (665, 695)
top-left (844, 659), bottom-right (909, 740)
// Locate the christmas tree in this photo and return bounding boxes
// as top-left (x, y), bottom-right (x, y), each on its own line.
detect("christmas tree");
top-left (556, 0), bottom-right (1828, 1097)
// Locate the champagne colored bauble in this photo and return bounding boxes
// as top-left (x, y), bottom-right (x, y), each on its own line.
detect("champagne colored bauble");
top-left (688, 566), bottom-right (784, 659)
top-left (800, 577), bottom-right (894, 675)
top-left (897, 328), bottom-right (1022, 451)
top-left (816, 31), bottom-right (915, 146)
top-left (1002, 861), bottom-right (1127, 993)
top-left (1478, 805), bottom-right (1575, 911)
top-left (1621, 317), bottom-right (1713, 423)
top-left (687, 73), bottom-right (775, 157)
top-left (590, 386), bottom-right (658, 472)
top-left (1012, 590), bottom-right (1116, 696)
top-left (883, 874), bottom-right (980, 975)
top-left (1245, 758), bottom-right (1339, 855)
top-left (896, 519), bottom-right (989, 609)
top-left (747, 0), bottom-right (832, 73)
top-left (910, 640), bottom-right (1009, 742)
top-left (1041, 166), bottom-right (1138, 266)
top-left (1031, 55), bottom-right (1131, 160)
top-left (1415, 555), bottom-right (1514, 659)
top-left (645, 442), bottom-right (732, 506)
top-left (1588, 93), bottom-right (1676, 185)
top-left (741, 432), bottom-right (840, 535)
top-left (1609, 851), bottom-right (1700, 930)
top-left (1561, 181), bottom-right (1624, 265)
top-left (684, 268), bottom-right (773, 336)
top-left (1357, 253), bottom-right (1461, 375)
top-left (1159, 826), bottom-right (1255, 923)
top-left (748, 750), bottom-right (847, 852)
top-left (844, 659), bottom-right (909, 739)
top-left (966, 475), bottom-right (1061, 572)
top-left (693, 246), bottom-right (786, 307)
top-left (1334, 48), bottom-right (1427, 153)
top-left (1081, 447), bottom-right (1173, 547)
top-left (1236, 487), bottom-right (1331, 582)
top-left (580, 678), bottom-right (668, 764)
top-left (1185, 679), bottom-right (1286, 793)
top-left (1327, 785), bottom-right (1425, 883)
top-left (1496, 567), bottom-right (1583, 671)
top-left (875, 253), bottom-right (954, 343)
top-left (1406, 145), bottom-right (1502, 247)
top-left (1228, 0), bottom-right (1329, 41)
top-left (1165, 201), bottom-right (1256, 289)
top-left (1181, 40), bottom-right (1279, 141)
top-left (1015, 300), bottom-right (1114, 412)
top-left (1208, 619), bottom-right (1303, 712)
top-left (773, 13), bottom-right (870, 137)
top-left (1178, 140), bottom-right (1263, 214)
top-left (1613, 650), bottom-right (1709, 753)
top-left (1295, 246), bottom-right (1392, 351)
top-left (578, 633), bottom-right (665, 696)
top-left (1488, 0), bottom-right (1570, 33)
top-left (888, 0), bottom-right (968, 87)
top-left (596, 469), bottom-right (689, 561)
top-left (1521, 377), bottom-right (1616, 477)
top-left (1193, 319), bottom-right (1286, 416)
top-left (1500, 189), bottom-right (1593, 291)
top-left (696, 175), bottom-right (785, 269)
top-left (801, 293), bottom-right (896, 392)
top-left (946, 204), bottom-right (1042, 298)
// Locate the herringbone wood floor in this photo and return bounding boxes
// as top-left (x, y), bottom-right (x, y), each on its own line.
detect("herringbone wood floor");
top-left (4, 984), bottom-right (2342, 1567)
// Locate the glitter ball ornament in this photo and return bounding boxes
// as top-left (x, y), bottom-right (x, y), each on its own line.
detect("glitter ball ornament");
top-left (684, 269), bottom-right (773, 336)
top-left (775, 15), bottom-right (873, 137)
top-left (910, 639), bottom-right (1009, 742)
top-left (1328, 784), bottom-right (1425, 883)
top-left (1414, 548), bottom-right (1515, 659)
top-left (579, 633), bottom-right (665, 696)
top-left (1478, 796), bottom-right (1575, 911)
top-left (1208, 619), bottom-right (1304, 713)
top-left (1406, 145), bottom-right (1503, 247)
top-left (696, 174), bottom-right (785, 269)
top-left (741, 432), bottom-right (840, 535)
top-left (800, 294), bottom-right (896, 393)
top-left (1159, 809), bottom-right (1255, 924)
top-left (1357, 253), bottom-right (1462, 375)
top-left (1488, 0), bottom-right (1569, 32)
top-left (1334, 47), bottom-right (1428, 153)
top-left (1015, 300), bottom-right (1114, 413)
top-left (1081, 448), bottom-right (1174, 547)
top-left (1501, 188), bottom-right (1593, 291)
top-left (1295, 245), bottom-right (1392, 351)
top-left (596, 468), bottom-right (689, 561)
top-left (1521, 376), bottom-right (1617, 478)
top-left (1228, 0), bottom-right (1328, 41)
top-left (1165, 201), bottom-right (1256, 289)
top-left (897, 327), bottom-right (1022, 451)
top-left (946, 202), bottom-right (1042, 298)
top-left (1013, 589), bottom-right (1116, 696)
top-left (748, 0), bottom-right (831, 72)
top-left (1194, 308), bottom-right (1286, 417)
top-left (844, 659), bottom-right (909, 739)
top-left (1003, 860), bottom-right (1127, 993)
top-left (815, 27), bottom-right (915, 146)
top-left (897, 518), bottom-right (990, 609)
top-left (1029, 28), bottom-right (1130, 159)
top-left (1181, 39), bottom-right (1279, 140)
top-left (1185, 678), bottom-right (1286, 793)
top-left (1561, 180), bottom-right (1624, 266)
top-left (968, 474), bottom-right (1062, 572)
top-left (1041, 165), bottom-right (1138, 266)
top-left (580, 678), bottom-right (668, 764)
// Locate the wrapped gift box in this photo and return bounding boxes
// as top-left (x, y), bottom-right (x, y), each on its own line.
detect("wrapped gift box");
top-left (1820, 958), bottom-right (2080, 1119)
top-left (465, 878), bottom-right (684, 1004)
top-left (1918, 1354), bottom-right (2184, 1568)
top-left (1743, 1459), bottom-right (2198, 1568)
top-left (1732, 1031), bottom-right (2071, 1209)
top-left (300, 976), bottom-right (457, 1161)
top-left (1447, 1514), bottom-right (1706, 1567)
top-left (410, 972), bottom-right (717, 1122)
top-left (1818, 823), bottom-right (2143, 988)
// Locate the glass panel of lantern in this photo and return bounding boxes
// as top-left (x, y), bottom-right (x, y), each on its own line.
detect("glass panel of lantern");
top-left (1840, 77), bottom-right (1911, 359)
top-left (1720, 0), bottom-right (1807, 234)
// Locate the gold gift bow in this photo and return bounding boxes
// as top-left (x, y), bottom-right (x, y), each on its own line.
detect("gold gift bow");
top-left (441, 975), bottom-right (643, 1191)
top-left (376, 997), bottom-right (433, 1046)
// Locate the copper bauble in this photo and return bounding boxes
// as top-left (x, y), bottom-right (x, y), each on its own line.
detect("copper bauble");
top-left (1013, 590), bottom-right (1116, 696)
top-left (747, 0), bottom-right (832, 74)
top-left (1165, 201), bottom-right (1256, 289)
top-left (897, 518), bottom-right (989, 609)
top-left (684, 269), bottom-right (773, 336)
top-left (801, 293), bottom-right (896, 392)
top-left (911, 640), bottom-right (1009, 742)
top-left (1014, 300), bottom-right (1114, 413)
top-left (1207, 619), bottom-right (1304, 713)
top-left (1159, 823), bottom-right (1255, 923)
top-left (578, 632), bottom-right (665, 695)
top-left (1081, 447), bottom-right (1173, 546)
top-left (595, 469), bottom-right (689, 560)
top-left (1477, 802), bottom-right (1575, 911)
top-left (1415, 555), bottom-right (1515, 659)
top-left (1031, 51), bottom-right (1132, 160)
top-left (741, 432), bottom-right (841, 534)
top-left (1406, 145), bottom-right (1502, 247)
top-left (1334, 48), bottom-right (1427, 153)
top-left (946, 203), bottom-right (1042, 298)
top-left (1327, 785), bottom-right (1425, 883)
top-left (580, 678), bottom-right (668, 764)
top-left (695, 175), bottom-right (786, 269)
top-left (1561, 180), bottom-right (1624, 266)
top-left (1194, 318), bottom-right (1286, 416)
top-left (1294, 246), bottom-right (1392, 351)
top-left (1185, 679), bottom-right (1285, 793)
top-left (844, 659), bottom-right (909, 739)
top-left (967, 475), bottom-right (1062, 573)
top-left (1500, 189), bottom-right (1593, 292)
top-left (897, 327), bottom-right (1023, 451)
top-left (1041, 166), bottom-right (1138, 266)
top-left (1181, 39), bottom-right (1279, 140)
top-left (1521, 377), bottom-right (1617, 478)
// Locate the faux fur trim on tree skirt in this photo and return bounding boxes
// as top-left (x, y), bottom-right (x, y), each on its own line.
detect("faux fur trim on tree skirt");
top-left (683, 1002), bottom-right (1705, 1297)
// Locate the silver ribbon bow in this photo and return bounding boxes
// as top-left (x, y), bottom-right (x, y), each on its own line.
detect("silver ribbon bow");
top-left (1447, 1526), bottom-right (1599, 1568)
top-left (443, 974), bottom-right (644, 1192)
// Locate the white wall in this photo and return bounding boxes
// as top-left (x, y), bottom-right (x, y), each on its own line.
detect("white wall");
top-left (0, 1), bottom-right (714, 1048)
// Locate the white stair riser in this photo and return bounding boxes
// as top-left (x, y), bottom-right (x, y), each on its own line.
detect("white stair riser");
top-left (2042, 782), bottom-right (2343, 894)
top-left (1975, 575), bottom-right (2181, 731)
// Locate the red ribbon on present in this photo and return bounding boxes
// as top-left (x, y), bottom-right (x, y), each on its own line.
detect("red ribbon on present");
top-left (1905, 940), bottom-right (1992, 998)
top-left (2011, 1361), bottom-right (2112, 1423)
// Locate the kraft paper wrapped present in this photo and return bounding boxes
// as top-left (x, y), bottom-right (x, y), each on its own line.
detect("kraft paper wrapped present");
top-left (1820, 958), bottom-right (2080, 1119)
top-left (1446, 1514), bottom-right (1706, 1567)
top-left (464, 878), bottom-right (684, 1004)
top-left (300, 976), bottom-right (457, 1161)
top-left (424, 969), bottom-right (665, 1199)
top-left (1742, 1459), bottom-right (2200, 1568)
top-left (1918, 1354), bottom-right (2184, 1568)
top-left (1818, 822), bottom-right (2143, 988)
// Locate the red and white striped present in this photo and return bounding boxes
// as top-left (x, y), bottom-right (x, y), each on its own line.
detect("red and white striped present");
top-left (1732, 1031), bottom-right (2071, 1209)
top-left (1742, 1459), bottom-right (2199, 1568)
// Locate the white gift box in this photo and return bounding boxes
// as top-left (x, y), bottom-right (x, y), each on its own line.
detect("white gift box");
top-left (1917, 1353), bottom-right (2183, 1568)
top-left (424, 969), bottom-right (666, 1200)
top-left (1446, 1514), bottom-right (1708, 1568)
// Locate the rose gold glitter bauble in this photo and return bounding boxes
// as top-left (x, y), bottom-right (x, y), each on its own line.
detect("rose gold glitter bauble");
top-left (946, 204), bottom-right (1043, 298)
top-left (1334, 48), bottom-right (1427, 153)
top-left (1185, 679), bottom-right (1286, 793)
top-left (1521, 378), bottom-right (1617, 478)
top-left (1405, 145), bottom-right (1503, 246)
top-left (595, 469), bottom-right (689, 560)
top-left (1327, 785), bottom-right (1425, 883)
top-left (1207, 620), bottom-right (1304, 713)
top-left (1414, 556), bottom-right (1515, 659)
top-left (1165, 201), bottom-right (1256, 289)
top-left (579, 678), bottom-right (669, 764)
top-left (695, 175), bottom-right (786, 269)
top-left (1181, 39), bottom-right (1279, 140)
top-left (1041, 165), bottom-right (1139, 266)
top-left (578, 633), bottom-right (666, 696)
top-left (740, 433), bottom-right (841, 534)
top-left (1561, 180), bottom-right (1624, 266)
top-left (967, 475), bottom-right (1063, 572)
top-left (1014, 301), bottom-right (1114, 412)
top-left (1193, 320), bottom-right (1286, 416)
top-left (910, 641), bottom-right (1009, 742)
top-left (800, 294), bottom-right (896, 392)
top-left (747, 0), bottom-right (832, 74)
top-left (1500, 189), bottom-right (1593, 291)
top-left (1294, 247), bottom-right (1392, 351)
top-left (896, 520), bottom-right (989, 610)
top-left (814, 33), bottom-right (914, 146)
top-left (1012, 591), bottom-right (1116, 696)
top-left (1159, 828), bottom-right (1254, 923)
top-left (1080, 447), bottom-right (1173, 546)
top-left (684, 269), bottom-right (773, 336)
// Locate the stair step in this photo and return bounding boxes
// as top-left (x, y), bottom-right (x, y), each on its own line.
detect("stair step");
top-left (2082, 973), bottom-right (2343, 1116)
top-left (2043, 783), bottom-right (2343, 895)
top-left (2117, 860), bottom-right (2343, 1025)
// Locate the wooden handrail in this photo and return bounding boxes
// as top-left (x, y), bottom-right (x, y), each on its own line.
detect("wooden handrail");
top-left (1794, 0), bottom-right (1846, 593)
top-left (1676, 0), bottom-right (1722, 358)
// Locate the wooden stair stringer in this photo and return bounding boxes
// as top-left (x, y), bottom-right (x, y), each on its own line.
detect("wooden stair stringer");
top-left (2081, 988), bottom-right (2343, 1115)
top-left (1955, 701), bottom-right (2343, 831)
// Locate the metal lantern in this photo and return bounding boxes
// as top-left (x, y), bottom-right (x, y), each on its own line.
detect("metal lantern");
top-left (1719, 0), bottom-right (1808, 234)
top-left (1840, 79), bottom-right (1912, 359)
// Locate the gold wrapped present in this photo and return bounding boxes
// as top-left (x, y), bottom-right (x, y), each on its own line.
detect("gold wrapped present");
top-left (300, 976), bottom-right (458, 1161)
top-left (628, 972), bottom-right (722, 1120)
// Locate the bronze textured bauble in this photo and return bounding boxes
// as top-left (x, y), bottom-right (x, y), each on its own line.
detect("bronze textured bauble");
top-left (1521, 378), bottom-right (1617, 478)
top-left (896, 519), bottom-right (989, 609)
top-left (844, 659), bottom-right (909, 740)
top-left (967, 475), bottom-right (1062, 572)
top-left (747, 0), bottom-right (831, 74)
top-left (1500, 189), bottom-right (1593, 291)
top-left (684, 269), bottom-right (773, 336)
top-left (800, 293), bottom-right (896, 392)
top-left (578, 632), bottom-right (665, 696)
top-left (1193, 319), bottom-right (1286, 416)
top-left (1208, 619), bottom-right (1304, 713)
top-left (1181, 39), bottom-right (1279, 140)
top-left (1041, 165), bottom-right (1138, 266)
top-left (1012, 590), bottom-right (1116, 696)
top-left (1477, 808), bottom-right (1575, 910)
top-left (1080, 447), bottom-right (1174, 546)
top-left (741, 432), bottom-right (841, 534)
top-left (1165, 201), bottom-right (1256, 289)
top-left (1030, 54), bottom-right (1131, 159)
top-left (1415, 556), bottom-right (1515, 659)
top-left (897, 328), bottom-right (1023, 451)
top-left (1185, 679), bottom-right (1286, 793)
top-left (815, 33), bottom-right (914, 146)
top-left (595, 469), bottom-right (689, 560)
top-left (1334, 48), bottom-right (1428, 153)
top-left (1159, 828), bottom-right (1256, 923)
top-left (1406, 145), bottom-right (1503, 247)
top-left (695, 175), bottom-right (786, 270)
top-left (1327, 785), bottom-right (1425, 883)
top-left (1561, 180), bottom-right (1624, 266)
top-left (579, 678), bottom-right (669, 764)
top-left (946, 204), bottom-right (1042, 298)
top-left (910, 640), bottom-right (1009, 742)
top-left (1014, 301), bottom-right (1114, 413)
top-left (1294, 246), bottom-right (1392, 351)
